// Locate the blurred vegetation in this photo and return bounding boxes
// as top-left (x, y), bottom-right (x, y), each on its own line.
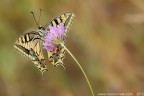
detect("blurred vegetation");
top-left (0, 0), bottom-right (144, 96)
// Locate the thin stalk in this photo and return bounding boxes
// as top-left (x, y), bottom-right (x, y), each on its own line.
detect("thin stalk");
top-left (61, 43), bottom-right (95, 96)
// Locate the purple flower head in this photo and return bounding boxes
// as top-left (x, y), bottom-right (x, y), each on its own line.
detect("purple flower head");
top-left (43, 23), bottom-right (65, 52)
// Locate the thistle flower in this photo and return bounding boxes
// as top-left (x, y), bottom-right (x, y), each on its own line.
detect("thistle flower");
top-left (43, 23), bottom-right (65, 51)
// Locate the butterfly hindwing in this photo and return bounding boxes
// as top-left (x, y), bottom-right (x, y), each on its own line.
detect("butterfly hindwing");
top-left (45, 12), bottom-right (75, 69)
top-left (14, 31), bottom-right (48, 73)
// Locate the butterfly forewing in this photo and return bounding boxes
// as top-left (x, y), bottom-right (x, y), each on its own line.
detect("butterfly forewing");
top-left (45, 12), bottom-right (75, 69)
top-left (14, 31), bottom-right (48, 73)
top-left (45, 12), bottom-right (75, 36)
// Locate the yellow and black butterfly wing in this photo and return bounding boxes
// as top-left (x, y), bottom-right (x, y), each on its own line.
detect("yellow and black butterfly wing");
top-left (45, 12), bottom-right (75, 36)
top-left (14, 31), bottom-right (48, 73)
top-left (45, 12), bottom-right (75, 69)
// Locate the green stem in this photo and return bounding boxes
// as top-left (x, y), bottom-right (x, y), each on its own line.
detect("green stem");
top-left (61, 43), bottom-right (95, 96)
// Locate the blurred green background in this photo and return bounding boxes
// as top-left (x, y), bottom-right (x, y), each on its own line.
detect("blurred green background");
top-left (0, 0), bottom-right (144, 96)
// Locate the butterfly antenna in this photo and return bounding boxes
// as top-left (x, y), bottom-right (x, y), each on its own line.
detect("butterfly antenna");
top-left (38, 9), bottom-right (42, 25)
top-left (30, 11), bottom-right (39, 26)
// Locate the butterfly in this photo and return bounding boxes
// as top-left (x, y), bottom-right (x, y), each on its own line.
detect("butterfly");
top-left (14, 11), bottom-right (75, 75)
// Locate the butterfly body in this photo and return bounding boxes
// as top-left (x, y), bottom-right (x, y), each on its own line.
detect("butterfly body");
top-left (14, 12), bottom-right (75, 74)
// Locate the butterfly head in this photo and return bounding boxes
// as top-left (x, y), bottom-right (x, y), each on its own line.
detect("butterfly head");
top-left (37, 25), bottom-right (45, 36)
top-left (38, 25), bottom-right (45, 31)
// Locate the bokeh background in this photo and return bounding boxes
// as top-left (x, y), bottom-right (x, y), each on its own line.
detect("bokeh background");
top-left (0, 0), bottom-right (144, 96)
